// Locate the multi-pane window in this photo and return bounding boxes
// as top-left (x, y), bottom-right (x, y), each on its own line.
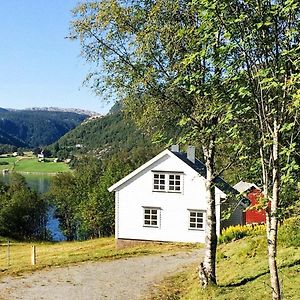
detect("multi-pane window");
top-left (153, 173), bottom-right (166, 191)
top-left (189, 210), bottom-right (205, 230)
top-left (144, 207), bottom-right (159, 227)
top-left (153, 172), bottom-right (182, 193)
top-left (169, 174), bottom-right (181, 192)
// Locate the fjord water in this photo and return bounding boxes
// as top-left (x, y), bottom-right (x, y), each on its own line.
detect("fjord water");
top-left (0, 173), bottom-right (65, 241)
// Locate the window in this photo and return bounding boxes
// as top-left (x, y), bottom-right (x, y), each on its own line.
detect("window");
top-left (189, 210), bottom-right (205, 230)
top-left (169, 174), bottom-right (181, 192)
top-left (153, 173), bottom-right (166, 191)
top-left (144, 207), bottom-right (160, 227)
top-left (153, 172), bottom-right (182, 193)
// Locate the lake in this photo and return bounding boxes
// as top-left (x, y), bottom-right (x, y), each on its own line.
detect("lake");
top-left (0, 173), bottom-right (65, 241)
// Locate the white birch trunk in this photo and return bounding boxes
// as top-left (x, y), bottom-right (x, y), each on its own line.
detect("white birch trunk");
top-left (199, 139), bottom-right (217, 287)
top-left (266, 120), bottom-right (281, 299)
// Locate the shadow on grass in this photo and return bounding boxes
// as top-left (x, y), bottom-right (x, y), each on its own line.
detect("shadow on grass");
top-left (222, 259), bottom-right (300, 288)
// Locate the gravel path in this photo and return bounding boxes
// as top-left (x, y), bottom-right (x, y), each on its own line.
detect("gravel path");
top-left (0, 250), bottom-right (203, 300)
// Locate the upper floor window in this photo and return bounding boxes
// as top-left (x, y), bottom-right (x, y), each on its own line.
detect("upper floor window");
top-left (153, 172), bottom-right (183, 193)
top-left (153, 173), bottom-right (166, 191)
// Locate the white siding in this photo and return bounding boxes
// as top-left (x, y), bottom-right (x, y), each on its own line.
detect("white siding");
top-left (115, 153), bottom-right (224, 243)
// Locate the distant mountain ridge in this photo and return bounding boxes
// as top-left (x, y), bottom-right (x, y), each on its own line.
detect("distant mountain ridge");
top-left (0, 108), bottom-right (89, 148)
top-left (4, 107), bottom-right (100, 117)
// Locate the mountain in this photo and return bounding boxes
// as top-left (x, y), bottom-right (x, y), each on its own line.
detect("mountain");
top-left (52, 111), bottom-right (153, 157)
top-left (0, 109), bottom-right (89, 148)
top-left (22, 107), bottom-right (100, 116)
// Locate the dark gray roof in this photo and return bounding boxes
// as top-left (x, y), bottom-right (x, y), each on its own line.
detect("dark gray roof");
top-left (172, 151), bottom-right (239, 196)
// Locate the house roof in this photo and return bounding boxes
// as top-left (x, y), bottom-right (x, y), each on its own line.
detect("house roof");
top-left (108, 148), bottom-right (239, 196)
top-left (234, 181), bottom-right (260, 193)
top-left (172, 151), bottom-right (239, 197)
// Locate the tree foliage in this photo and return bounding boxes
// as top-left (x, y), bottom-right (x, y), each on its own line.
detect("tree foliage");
top-left (47, 149), bottom-right (158, 240)
top-left (51, 112), bottom-right (155, 158)
top-left (0, 173), bottom-right (48, 240)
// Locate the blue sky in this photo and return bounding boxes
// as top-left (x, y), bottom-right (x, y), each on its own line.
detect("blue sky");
top-left (0, 1), bottom-right (111, 114)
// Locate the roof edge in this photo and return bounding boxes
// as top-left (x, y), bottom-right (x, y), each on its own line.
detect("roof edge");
top-left (108, 149), bottom-right (173, 192)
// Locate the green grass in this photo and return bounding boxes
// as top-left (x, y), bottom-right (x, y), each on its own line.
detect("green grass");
top-left (0, 157), bottom-right (18, 171)
top-left (0, 155), bottom-right (70, 173)
top-left (13, 157), bottom-right (69, 173)
top-left (0, 237), bottom-right (199, 278)
top-left (147, 237), bottom-right (300, 300)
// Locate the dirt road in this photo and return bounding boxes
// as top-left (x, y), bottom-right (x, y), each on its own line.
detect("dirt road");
top-left (0, 250), bottom-right (202, 300)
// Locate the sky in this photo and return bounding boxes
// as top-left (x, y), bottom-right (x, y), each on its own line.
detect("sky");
top-left (0, 1), bottom-right (111, 114)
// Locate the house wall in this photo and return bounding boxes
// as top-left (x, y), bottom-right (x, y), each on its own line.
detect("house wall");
top-left (115, 153), bottom-right (225, 243)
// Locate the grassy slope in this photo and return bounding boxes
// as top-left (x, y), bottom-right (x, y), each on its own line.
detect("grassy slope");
top-left (0, 237), bottom-right (199, 278)
top-left (147, 237), bottom-right (300, 300)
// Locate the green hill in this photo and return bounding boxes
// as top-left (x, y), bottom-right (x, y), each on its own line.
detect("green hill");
top-left (0, 109), bottom-right (88, 148)
top-left (52, 112), bottom-right (152, 157)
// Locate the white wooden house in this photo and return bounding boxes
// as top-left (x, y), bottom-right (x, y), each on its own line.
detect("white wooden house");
top-left (109, 145), bottom-right (245, 245)
top-left (37, 150), bottom-right (45, 162)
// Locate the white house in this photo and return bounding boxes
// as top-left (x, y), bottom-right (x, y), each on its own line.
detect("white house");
top-left (109, 145), bottom-right (246, 245)
top-left (37, 150), bottom-right (45, 162)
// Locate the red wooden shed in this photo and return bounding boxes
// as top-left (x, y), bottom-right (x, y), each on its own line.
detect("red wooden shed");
top-left (234, 181), bottom-right (266, 224)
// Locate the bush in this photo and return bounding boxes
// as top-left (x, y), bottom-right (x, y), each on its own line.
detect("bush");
top-left (219, 224), bottom-right (265, 244)
top-left (0, 161), bottom-right (9, 165)
top-left (219, 217), bottom-right (300, 246)
top-left (278, 217), bottom-right (300, 247)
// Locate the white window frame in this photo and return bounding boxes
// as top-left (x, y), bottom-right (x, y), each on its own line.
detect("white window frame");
top-left (152, 171), bottom-right (183, 193)
top-left (188, 210), bottom-right (205, 231)
top-left (153, 173), bottom-right (166, 191)
top-left (143, 207), bottom-right (160, 228)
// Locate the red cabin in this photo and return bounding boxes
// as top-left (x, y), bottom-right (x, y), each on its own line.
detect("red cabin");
top-left (234, 181), bottom-right (266, 224)
top-left (244, 186), bottom-right (266, 224)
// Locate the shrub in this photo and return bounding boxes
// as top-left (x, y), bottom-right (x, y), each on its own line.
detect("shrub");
top-left (219, 224), bottom-right (265, 244)
top-left (0, 161), bottom-right (9, 165)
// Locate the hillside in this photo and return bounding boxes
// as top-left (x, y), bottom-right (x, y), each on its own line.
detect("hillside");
top-left (0, 108), bottom-right (89, 148)
top-left (53, 112), bottom-right (153, 157)
top-left (149, 218), bottom-right (300, 299)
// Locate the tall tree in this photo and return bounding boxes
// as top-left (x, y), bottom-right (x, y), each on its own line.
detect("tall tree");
top-left (211, 1), bottom-right (300, 298)
top-left (70, 0), bottom-right (244, 286)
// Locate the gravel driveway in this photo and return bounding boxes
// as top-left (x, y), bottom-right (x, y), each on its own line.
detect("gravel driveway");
top-left (0, 250), bottom-right (203, 300)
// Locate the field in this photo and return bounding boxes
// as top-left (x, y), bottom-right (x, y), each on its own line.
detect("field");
top-left (0, 237), bottom-right (198, 278)
top-left (0, 155), bottom-right (69, 173)
top-left (0, 156), bottom-right (17, 171)
top-left (148, 222), bottom-right (300, 300)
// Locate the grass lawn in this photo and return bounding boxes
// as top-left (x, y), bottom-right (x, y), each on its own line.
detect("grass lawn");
top-left (147, 236), bottom-right (300, 300)
top-left (0, 156), bottom-right (18, 171)
top-left (14, 157), bottom-right (69, 173)
top-left (0, 155), bottom-right (70, 173)
top-left (0, 237), bottom-right (199, 278)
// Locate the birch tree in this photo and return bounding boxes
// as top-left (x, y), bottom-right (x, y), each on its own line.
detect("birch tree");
top-left (70, 0), bottom-right (243, 287)
top-left (211, 1), bottom-right (300, 298)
